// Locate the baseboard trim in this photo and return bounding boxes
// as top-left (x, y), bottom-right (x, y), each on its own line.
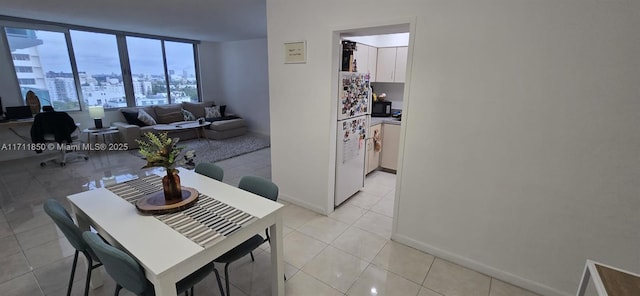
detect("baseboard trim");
top-left (391, 233), bottom-right (571, 296)
top-left (278, 193), bottom-right (327, 215)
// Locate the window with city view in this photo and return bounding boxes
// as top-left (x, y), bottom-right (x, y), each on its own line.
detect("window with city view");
top-left (70, 30), bottom-right (126, 108)
top-left (164, 41), bottom-right (199, 103)
top-left (2, 21), bottom-right (200, 111)
top-left (126, 37), bottom-right (199, 106)
top-left (5, 27), bottom-right (81, 111)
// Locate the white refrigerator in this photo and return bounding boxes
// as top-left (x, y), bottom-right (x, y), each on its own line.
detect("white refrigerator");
top-left (335, 72), bottom-right (371, 206)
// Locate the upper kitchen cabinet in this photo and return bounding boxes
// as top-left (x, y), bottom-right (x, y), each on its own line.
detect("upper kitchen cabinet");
top-left (353, 43), bottom-right (378, 81)
top-left (375, 46), bottom-right (408, 83)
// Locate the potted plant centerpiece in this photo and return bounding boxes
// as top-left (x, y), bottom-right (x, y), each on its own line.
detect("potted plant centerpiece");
top-left (136, 132), bottom-right (195, 202)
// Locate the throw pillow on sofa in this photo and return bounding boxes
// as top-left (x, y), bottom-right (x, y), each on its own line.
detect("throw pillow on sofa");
top-left (183, 101), bottom-right (214, 119)
top-left (205, 106), bottom-right (222, 118)
top-left (137, 109), bottom-right (157, 125)
top-left (122, 110), bottom-right (147, 126)
top-left (182, 109), bottom-right (196, 121)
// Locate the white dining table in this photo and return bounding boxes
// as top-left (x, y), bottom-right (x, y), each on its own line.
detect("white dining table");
top-left (67, 168), bottom-right (285, 296)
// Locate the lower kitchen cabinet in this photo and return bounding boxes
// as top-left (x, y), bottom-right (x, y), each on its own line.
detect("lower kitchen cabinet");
top-left (366, 124), bottom-right (382, 174)
top-left (380, 123), bottom-right (400, 170)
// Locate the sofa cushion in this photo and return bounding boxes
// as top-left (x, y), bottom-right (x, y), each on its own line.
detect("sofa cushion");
top-left (155, 104), bottom-right (184, 124)
top-left (209, 118), bottom-right (247, 131)
top-left (182, 101), bottom-right (214, 119)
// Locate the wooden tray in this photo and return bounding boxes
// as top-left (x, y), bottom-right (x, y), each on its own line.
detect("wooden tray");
top-left (136, 187), bottom-right (199, 215)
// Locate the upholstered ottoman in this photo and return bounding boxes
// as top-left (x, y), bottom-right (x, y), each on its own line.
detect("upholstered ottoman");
top-left (204, 118), bottom-right (248, 140)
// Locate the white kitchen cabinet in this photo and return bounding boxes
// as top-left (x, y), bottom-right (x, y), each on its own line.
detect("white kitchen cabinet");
top-left (367, 46), bottom-right (377, 82)
top-left (353, 43), bottom-right (378, 82)
top-left (366, 124), bottom-right (382, 174)
top-left (375, 47), bottom-right (397, 82)
top-left (394, 46), bottom-right (408, 83)
top-left (380, 123), bottom-right (400, 170)
top-left (365, 138), bottom-right (371, 174)
top-left (353, 43), bottom-right (368, 73)
top-left (375, 46), bottom-right (408, 83)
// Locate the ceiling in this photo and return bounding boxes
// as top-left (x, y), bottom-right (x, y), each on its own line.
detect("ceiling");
top-left (0, 0), bottom-right (267, 42)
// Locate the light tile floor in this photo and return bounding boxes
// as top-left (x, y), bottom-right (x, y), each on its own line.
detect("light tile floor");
top-left (0, 146), bottom-right (540, 296)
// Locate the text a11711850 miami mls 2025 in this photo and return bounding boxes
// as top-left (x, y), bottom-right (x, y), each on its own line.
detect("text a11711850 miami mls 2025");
top-left (0, 142), bottom-right (129, 152)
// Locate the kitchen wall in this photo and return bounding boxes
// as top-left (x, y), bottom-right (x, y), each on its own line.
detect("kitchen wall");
top-left (371, 82), bottom-right (404, 110)
top-left (267, 1), bottom-right (640, 296)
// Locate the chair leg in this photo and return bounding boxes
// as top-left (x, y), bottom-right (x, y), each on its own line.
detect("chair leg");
top-left (114, 284), bottom-right (122, 296)
top-left (224, 263), bottom-right (231, 296)
top-left (250, 251), bottom-right (255, 262)
top-left (83, 255), bottom-right (93, 296)
top-left (213, 268), bottom-right (225, 296)
top-left (67, 250), bottom-right (79, 296)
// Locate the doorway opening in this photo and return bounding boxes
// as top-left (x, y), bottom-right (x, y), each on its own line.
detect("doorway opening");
top-left (333, 23), bottom-right (411, 223)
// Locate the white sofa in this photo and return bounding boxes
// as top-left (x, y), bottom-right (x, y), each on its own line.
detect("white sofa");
top-left (113, 102), bottom-right (247, 149)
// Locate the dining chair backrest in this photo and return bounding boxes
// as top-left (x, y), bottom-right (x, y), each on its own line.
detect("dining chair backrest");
top-left (43, 199), bottom-right (93, 255)
top-left (82, 231), bottom-right (151, 295)
top-left (195, 162), bottom-right (224, 181)
top-left (238, 176), bottom-right (278, 201)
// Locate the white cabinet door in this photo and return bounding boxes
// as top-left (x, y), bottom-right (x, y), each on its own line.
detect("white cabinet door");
top-left (375, 47), bottom-right (397, 82)
top-left (380, 123), bottom-right (400, 170)
top-left (353, 43), bottom-right (368, 74)
top-left (367, 46), bottom-right (377, 82)
top-left (365, 138), bottom-right (371, 174)
top-left (394, 46), bottom-right (408, 83)
top-left (367, 124), bottom-right (382, 174)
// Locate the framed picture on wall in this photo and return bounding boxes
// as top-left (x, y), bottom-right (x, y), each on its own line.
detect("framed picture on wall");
top-left (284, 41), bottom-right (306, 64)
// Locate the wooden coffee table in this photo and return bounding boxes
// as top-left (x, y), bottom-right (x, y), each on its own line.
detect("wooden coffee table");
top-left (154, 121), bottom-right (210, 140)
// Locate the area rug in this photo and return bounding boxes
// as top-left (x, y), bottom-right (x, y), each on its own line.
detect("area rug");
top-left (130, 133), bottom-right (270, 163)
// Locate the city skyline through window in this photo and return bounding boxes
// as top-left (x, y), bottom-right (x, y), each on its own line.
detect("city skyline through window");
top-left (5, 27), bottom-right (80, 111)
top-left (3, 22), bottom-right (200, 111)
top-left (71, 30), bottom-right (127, 108)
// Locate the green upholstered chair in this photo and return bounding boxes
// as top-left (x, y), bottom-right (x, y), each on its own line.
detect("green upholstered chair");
top-left (194, 162), bottom-right (224, 181)
top-left (82, 231), bottom-right (218, 296)
top-left (212, 175), bottom-right (279, 296)
top-left (43, 199), bottom-right (102, 296)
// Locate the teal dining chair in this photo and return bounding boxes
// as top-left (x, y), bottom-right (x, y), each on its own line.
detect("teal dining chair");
top-left (211, 175), bottom-right (279, 296)
top-left (43, 199), bottom-right (102, 296)
top-left (82, 231), bottom-right (219, 296)
top-left (194, 162), bottom-right (224, 181)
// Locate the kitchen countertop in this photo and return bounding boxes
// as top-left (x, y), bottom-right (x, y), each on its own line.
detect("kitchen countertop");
top-left (370, 117), bottom-right (401, 126)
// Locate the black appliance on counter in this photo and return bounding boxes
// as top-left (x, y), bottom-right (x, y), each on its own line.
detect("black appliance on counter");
top-left (372, 101), bottom-right (392, 117)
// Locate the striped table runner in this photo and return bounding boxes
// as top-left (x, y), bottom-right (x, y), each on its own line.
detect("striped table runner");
top-left (105, 175), bottom-right (257, 248)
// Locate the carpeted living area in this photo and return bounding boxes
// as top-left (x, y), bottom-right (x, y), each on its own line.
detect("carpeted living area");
top-left (130, 133), bottom-right (270, 164)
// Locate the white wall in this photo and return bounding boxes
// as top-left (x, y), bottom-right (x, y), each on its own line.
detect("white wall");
top-left (198, 41), bottom-right (223, 103)
top-left (209, 38), bottom-right (271, 136)
top-left (266, 1), bottom-right (640, 295)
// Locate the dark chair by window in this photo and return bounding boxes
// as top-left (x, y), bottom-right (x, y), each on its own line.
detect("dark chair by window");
top-left (82, 231), bottom-right (215, 296)
top-left (43, 199), bottom-right (102, 296)
top-left (30, 107), bottom-right (87, 166)
top-left (212, 175), bottom-right (279, 296)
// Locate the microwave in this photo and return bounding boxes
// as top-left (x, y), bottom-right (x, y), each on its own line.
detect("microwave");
top-left (371, 101), bottom-right (392, 117)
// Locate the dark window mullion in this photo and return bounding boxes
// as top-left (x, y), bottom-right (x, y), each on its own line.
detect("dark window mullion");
top-left (161, 40), bottom-right (171, 104)
top-left (193, 43), bottom-right (202, 102)
top-left (64, 29), bottom-right (84, 111)
top-left (118, 35), bottom-right (135, 107)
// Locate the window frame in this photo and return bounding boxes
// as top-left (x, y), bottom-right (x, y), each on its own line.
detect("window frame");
top-left (0, 16), bottom-right (202, 111)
